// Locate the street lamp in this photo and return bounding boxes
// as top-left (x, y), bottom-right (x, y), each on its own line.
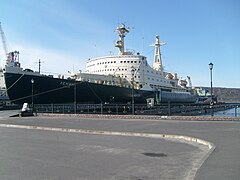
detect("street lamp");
top-left (131, 67), bottom-right (135, 115)
top-left (209, 62), bottom-right (214, 116)
top-left (31, 78), bottom-right (34, 113)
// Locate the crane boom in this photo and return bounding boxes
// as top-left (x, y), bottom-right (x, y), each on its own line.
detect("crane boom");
top-left (0, 22), bottom-right (8, 59)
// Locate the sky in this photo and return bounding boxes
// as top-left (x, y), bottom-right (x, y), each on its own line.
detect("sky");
top-left (1, 0), bottom-right (240, 88)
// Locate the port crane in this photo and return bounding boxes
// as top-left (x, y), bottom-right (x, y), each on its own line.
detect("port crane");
top-left (187, 76), bottom-right (192, 88)
top-left (0, 22), bottom-right (8, 59)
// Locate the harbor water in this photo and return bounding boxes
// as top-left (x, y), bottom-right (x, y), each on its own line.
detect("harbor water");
top-left (203, 106), bottom-right (240, 117)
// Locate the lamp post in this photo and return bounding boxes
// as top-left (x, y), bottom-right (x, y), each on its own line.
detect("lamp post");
top-left (31, 78), bottom-right (34, 113)
top-left (74, 77), bottom-right (77, 114)
top-left (209, 62), bottom-right (214, 116)
top-left (131, 68), bottom-right (135, 115)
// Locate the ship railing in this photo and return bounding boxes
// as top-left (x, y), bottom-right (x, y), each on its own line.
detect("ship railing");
top-left (31, 103), bottom-right (237, 116)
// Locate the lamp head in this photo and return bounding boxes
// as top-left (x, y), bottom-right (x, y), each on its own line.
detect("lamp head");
top-left (209, 62), bottom-right (213, 70)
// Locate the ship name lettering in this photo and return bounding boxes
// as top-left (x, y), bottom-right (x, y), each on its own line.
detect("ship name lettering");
top-left (60, 81), bottom-right (74, 86)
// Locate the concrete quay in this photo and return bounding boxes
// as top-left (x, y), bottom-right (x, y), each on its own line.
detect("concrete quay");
top-left (0, 114), bottom-right (239, 180)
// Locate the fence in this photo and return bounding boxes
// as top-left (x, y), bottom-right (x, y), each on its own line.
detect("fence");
top-left (32, 103), bottom-right (238, 116)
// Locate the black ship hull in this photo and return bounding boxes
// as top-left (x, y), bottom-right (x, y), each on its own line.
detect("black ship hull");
top-left (4, 72), bottom-right (197, 105)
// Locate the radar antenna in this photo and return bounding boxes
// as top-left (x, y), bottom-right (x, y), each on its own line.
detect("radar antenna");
top-left (115, 24), bottom-right (130, 55)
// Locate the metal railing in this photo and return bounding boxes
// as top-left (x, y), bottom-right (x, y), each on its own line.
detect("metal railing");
top-left (31, 103), bottom-right (238, 116)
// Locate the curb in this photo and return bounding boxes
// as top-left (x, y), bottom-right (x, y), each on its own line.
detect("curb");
top-left (37, 113), bottom-right (240, 121)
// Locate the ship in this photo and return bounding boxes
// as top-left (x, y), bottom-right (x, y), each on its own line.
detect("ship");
top-left (3, 24), bottom-right (198, 105)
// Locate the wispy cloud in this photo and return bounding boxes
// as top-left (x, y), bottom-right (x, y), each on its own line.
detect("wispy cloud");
top-left (1, 43), bottom-right (87, 76)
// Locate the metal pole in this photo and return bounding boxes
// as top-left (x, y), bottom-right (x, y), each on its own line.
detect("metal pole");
top-left (210, 67), bottom-right (214, 116)
top-left (131, 68), bottom-right (135, 115)
top-left (209, 63), bottom-right (214, 117)
top-left (235, 106), bottom-right (237, 117)
top-left (168, 101), bottom-right (171, 116)
top-left (74, 80), bottom-right (77, 114)
top-left (132, 84), bottom-right (134, 115)
top-left (31, 79), bottom-right (34, 113)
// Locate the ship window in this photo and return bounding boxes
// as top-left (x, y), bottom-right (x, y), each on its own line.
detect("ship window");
top-left (124, 61), bottom-right (126, 63)
top-left (120, 61), bottom-right (123, 63)
top-left (105, 62), bottom-right (107, 64)
top-left (127, 61), bottom-right (129, 63)
top-left (134, 61), bottom-right (137, 63)
top-left (138, 76), bottom-right (140, 78)
top-left (108, 62), bottom-right (110, 64)
top-left (148, 77), bottom-right (150, 80)
top-left (125, 69), bottom-right (127, 71)
top-left (139, 61), bottom-right (141, 63)
top-left (142, 57), bottom-right (144, 60)
top-left (122, 69), bottom-right (124, 71)
top-left (114, 61), bottom-right (116, 63)
top-left (131, 61), bottom-right (133, 63)
top-left (111, 61), bottom-right (113, 63)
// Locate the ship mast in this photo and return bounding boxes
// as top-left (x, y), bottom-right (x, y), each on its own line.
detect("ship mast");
top-left (115, 24), bottom-right (129, 55)
top-left (150, 35), bottom-right (166, 71)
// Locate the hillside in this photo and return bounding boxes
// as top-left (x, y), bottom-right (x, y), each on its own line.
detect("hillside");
top-left (196, 87), bottom-right (240, 103)
top-left (213, 87), bottom-right (240, 103)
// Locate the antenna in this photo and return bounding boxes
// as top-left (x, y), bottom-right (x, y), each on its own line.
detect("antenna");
top-left (35, 59), bottom-right (44, 73)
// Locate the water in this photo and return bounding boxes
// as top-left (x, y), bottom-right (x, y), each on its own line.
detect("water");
top-left (203, 107), bottom-right (240, 117)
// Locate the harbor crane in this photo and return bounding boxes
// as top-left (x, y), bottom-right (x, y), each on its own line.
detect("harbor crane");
top-left (187, 76), bottom-right (192, 88)
top-left (0, 22), bottom-right (8, 59)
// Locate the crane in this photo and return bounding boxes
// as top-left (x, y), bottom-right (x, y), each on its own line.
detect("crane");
top-left (0, 22), bottom-right (8, 59)
top-left (187, 76), bottom-right (192, 88)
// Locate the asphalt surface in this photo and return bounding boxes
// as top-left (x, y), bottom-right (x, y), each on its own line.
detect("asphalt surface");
top-left (0, 115), bottom-right (239, 180)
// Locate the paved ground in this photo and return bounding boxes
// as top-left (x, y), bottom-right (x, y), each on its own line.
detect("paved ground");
top-left (0, 109), bottom-right (21, 118)
top-left (0, 115), bottom-right (239, 180)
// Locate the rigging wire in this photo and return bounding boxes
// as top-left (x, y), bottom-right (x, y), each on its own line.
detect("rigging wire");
top-left (86, 82), bottom-right (103, 102)
top-left (3, 78), bottom-right (84, 103)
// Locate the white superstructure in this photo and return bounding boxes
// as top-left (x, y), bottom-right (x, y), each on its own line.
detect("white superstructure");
top-left (85, 24), bottom-right (189, 92)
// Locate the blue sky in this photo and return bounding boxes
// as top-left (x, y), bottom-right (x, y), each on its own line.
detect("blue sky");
top-left (1, 0), bottom-right (240, 88)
